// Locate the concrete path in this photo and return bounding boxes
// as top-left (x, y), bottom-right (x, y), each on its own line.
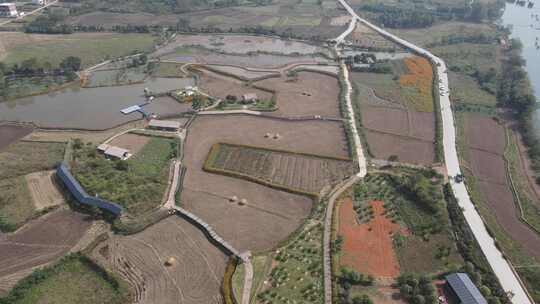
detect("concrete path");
top-left (334, 0), bottom-right (533, 302)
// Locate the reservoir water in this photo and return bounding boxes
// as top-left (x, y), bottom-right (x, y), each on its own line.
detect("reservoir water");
top-left (501, 2), bottom-right (540, 127)
top-left (0, 77), bottom-right (194, 129)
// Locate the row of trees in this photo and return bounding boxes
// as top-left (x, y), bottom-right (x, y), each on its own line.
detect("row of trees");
top-left (396, 273), bottom-right (437, 304)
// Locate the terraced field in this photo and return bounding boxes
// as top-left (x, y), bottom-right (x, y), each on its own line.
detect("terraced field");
top-left (205, 143), bottom-right (354, 195)
top-left (90, 216), bottom-right (228, 304)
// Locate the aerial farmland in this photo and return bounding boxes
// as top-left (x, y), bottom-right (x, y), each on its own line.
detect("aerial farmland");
top-left (1, 0), bottom-right (539, 303)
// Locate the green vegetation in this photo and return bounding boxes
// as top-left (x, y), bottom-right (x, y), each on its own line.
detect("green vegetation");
top-left (222, 258), bottom-right (238, 304)
top-left (153, 62), bottom-right (186, 78)
top-left (444, 185), bottom-right (511, 303)
top-left (0, 254), bottom-right (129, 304)
top-left (395, 273), bottom-right (437, 304)
top-left (256, 202), bottom-right (326, 304)
top-left (336, 268), bottom-right (374, 303)
top-left (232, 255), bottom-right (270, 303)
top-left (354, 172), bottom-right (463, 274)
top-left (0, 177), bottom-right (34, 232)
top-left (0, 141), bottom-right (65, 180)
top-left (72, 136), bottom-right (177, 216)
top-left (3, 34), bottom-right (156, 68)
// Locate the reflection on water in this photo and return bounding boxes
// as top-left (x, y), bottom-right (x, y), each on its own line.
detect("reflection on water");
top-left (501, 3), bottom-right (540, 130)
top-left (0, 77), bottom-right (194, 129)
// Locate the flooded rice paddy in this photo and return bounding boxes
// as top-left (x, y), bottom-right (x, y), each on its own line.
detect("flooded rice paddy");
top-left (0, 77), bottom-right (194, 129)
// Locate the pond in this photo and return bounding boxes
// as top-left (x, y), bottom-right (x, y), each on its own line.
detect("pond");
top-left (0, 77), bottom-right (194, 129)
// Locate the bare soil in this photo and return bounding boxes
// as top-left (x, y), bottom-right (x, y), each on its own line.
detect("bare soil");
top-left (256, 72), bottom-right (341, 117)
top-left (464, 114), bottom-right (540, 259)
top-left (0, 124), bottom-right (33, 151)
top-left (339, 199), bottom-right (403, 278)
top-left (197, 71), bottom-right (273, 102)
top-left (90, 216), bottom-right (228, 304)
top-left (0, 209), bottom-right (91, 292)
top-left (183, 115), bottom-right (348, 251)
top-left (25, 171), bottom-right (65, 211)
top-left (108, 133), bottom-right (151, 155)
top-left (365, 130), bottom-right (435, 165)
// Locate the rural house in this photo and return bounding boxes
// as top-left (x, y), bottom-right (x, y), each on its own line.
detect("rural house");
top-left (242, 93), bottom-right (258, 104)
top-left (0, 3), bottom-right (18, 17)
top-left (148, 119), bottom-right (181, 132)
top-left (445, 273), bottom-right (487, 304)
top-left (97, 144), bottom-right (132, 160)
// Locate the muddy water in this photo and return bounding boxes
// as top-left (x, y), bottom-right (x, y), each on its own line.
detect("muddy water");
top-left (0, 78), bottom-right (194, 129)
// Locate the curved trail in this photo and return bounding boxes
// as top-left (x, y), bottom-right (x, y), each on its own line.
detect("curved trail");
top-left (333, 1), bottom-right (533, 303)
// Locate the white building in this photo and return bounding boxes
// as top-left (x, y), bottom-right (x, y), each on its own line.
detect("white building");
top-left (0, 3), bottom-right (18, 17)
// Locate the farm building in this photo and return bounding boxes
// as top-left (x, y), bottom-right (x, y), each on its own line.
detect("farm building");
top-left (32, 0), bottom-right (50, 5)
top-left (242, 93), bottom-right (258, 104)
top-left (445, 273), bottom-right (487, 304)
top-left (148, 119), bottom-right (181, 132)
top-left (97, 144), bottom-right (132, 160)
top-left (0, 3), bottom-right (18, 17)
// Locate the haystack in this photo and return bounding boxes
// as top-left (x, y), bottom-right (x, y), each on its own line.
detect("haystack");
top-left (165, 257), bottom-right (176, 266)
top-left (230, 195), bottom-right (238, 203)
top-left (239, 198), bottom-right (248, 205)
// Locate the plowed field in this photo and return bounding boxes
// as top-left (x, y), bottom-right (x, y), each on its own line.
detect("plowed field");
top-left (0, 125), bottom-right (32, 151)
top-left (0, 209), bottom-right (91, 294)
top-left (338, 199), bottom-right (403, 278)
top-left (90, 216), bottom-right (228, 304)
top-left (183, 115), bottom-right (348, 251)
top-left (205, 143), bottom-right (354, 195)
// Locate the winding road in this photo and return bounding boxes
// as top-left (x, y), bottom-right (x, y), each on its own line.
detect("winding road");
top-left (331, 0), bottom-right (533, 303)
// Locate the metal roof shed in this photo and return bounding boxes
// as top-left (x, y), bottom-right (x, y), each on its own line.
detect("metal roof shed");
top-left (445, 273), bottom-right (487, 304)
top-left (148, 119), bottom-right (181, 130)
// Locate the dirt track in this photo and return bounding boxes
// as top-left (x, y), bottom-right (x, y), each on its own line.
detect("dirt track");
top-left (183, 115), bottom-right (349, 252)
top-left (90, 216), bottom-right (228, 304)
top-left (0, 209), bottom-right (91, 294)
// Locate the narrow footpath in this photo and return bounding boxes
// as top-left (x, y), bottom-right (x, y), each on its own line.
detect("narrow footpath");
top-left (333, 0), bottom-right (533, 303)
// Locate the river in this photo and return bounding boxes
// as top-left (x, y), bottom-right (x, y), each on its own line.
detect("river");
top-left (501, 2), bottom-right (540, 128)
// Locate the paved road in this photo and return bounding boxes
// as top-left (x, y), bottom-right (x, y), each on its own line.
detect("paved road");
top-left (0, 1), bottom-right (58, 27)
top-left (335, 0), bottom-right (533, 302)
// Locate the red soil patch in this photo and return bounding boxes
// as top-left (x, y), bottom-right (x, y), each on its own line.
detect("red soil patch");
top-left (338, 198), bottom-right (404, 278)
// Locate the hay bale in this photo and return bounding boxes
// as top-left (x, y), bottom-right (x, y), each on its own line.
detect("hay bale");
top-left (165, 257), bottom-right (176, 266)
top-left (230, 195), bottom-right (238, 202)
top-left (239, 198), bottom-right (248, 206)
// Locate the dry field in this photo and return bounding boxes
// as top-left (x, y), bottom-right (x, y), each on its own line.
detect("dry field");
top-left (0, 124), bottom-right (33, 151)
top-left (205, 143), bottom-right (354, 195)
top-left (25, 170), bottom-right (65, 211)
top-left (464, 114), bottom-right (540, 259)
top-left (67, 12), bottom-right (179, 28)
top-left (348, 22), bottom-right (401, 51)
top-left (156, 34), bottom-right (326, 56)
top-left (196, 70), bottom-right (273, 102)
top-left (90, 216), bottom-right (228, 304)
top-left (365, 131), bottom-right (435, 164)
top-left (338, 198), bottom-right (404, 278)
top-left (0, 209), bottom-right (91, 294)
top-left (108, 133), bottom-right (151, 155)
top-left (201, 65), bottom-right (279, 80)
top-left (182, 115), bottom-right (348, 251)
top-left (256, 72), bottom-right (341, 117)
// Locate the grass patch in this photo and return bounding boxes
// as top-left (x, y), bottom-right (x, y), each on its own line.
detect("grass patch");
top-left (448, 72), bottom-right (496, 106)
top-left (3, 33), bottom-right (156, 68)
top-left (256, 201), bottom-right (326, 304)
top-left (352, 172), bottom-right (463, 275)
top-left (3, 76), bottom-right (69, 100)
top-left (0, 141), bottom-right (65, 180)
top-left (72, 136), bottom-right (177, 216)
top-left (232, 254), bottom-right (271, 304)
top-left (0, 254), bottom-right (129, 304)
top-left (0, 176), bottom-right (35, 232)
top-left (153, 62), bottom-right (187, 78)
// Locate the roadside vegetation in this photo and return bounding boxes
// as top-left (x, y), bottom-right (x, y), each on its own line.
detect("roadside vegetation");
top-left (0, 253), bottom-right (130, 304)
top-left (255, 201), bottom-right (326, 304)
top-left (71, 136), bottom-right (177, 216)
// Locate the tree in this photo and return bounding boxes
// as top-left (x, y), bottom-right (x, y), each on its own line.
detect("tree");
top-left (352, 294), bottom-right (373, 304)
top-left (60, 56), bottom-right (82, 72)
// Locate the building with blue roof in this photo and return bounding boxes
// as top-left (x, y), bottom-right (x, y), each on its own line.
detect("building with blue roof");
top-left (445, 273), bottom-right (487, 304)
